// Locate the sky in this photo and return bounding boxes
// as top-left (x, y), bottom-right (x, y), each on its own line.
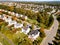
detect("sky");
top-left (0, 0), bottom-right (60, 1)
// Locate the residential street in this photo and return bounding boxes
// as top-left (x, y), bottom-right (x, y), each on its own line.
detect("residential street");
top-left (0, 32), bottom-right (15, 45)
top-left (40, 15), bottom-right (59, 45)
top-left (0, 1), bottom-right (60, 45)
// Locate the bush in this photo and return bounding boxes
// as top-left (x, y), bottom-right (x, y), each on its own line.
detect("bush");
top-left (39, 28), bottom-right (46, 38)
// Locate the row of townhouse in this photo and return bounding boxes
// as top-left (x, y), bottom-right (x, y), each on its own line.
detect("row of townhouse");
top-left (0, 12), bottom-right (40, 41)
top-left (0, 2), bottom-right (59, 13)
top-left (47, 8), bottom-right (57, 15)
top-left (0, 9), bottom-right (28, 20)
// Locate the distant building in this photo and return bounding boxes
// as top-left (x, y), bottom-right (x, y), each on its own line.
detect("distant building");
top-left (2, 9), bottom-right (5, 12)
top-left (15, 13), bottom-right (20, 17)
top-left (4, 10), bottom-right (8, 12)
top-left (51, 9), bottom-right (56, 13)
top-left (0, 15), bottom-right (4, 19)
top-left (0, 15), bottom-right (6, 20)
top-left (4, 17), bottom-right (12, 22)
top-left (24, 16), bottom-right (28, 20)
top-left (8, 11), bottom-right (11, 14)
top-left (11, 12), bottom-right (15, 15)
top-left (20, 15), bottom-right (23, 17)
top-left (47, 12), bottom-right (51, 15)
top-left (0, 9), bottom-right (2, 11)
top-left (22, 16), bottom-right (28, 20)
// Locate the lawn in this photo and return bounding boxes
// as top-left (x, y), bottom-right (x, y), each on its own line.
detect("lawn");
top-left (0, 34), bottom-right (11, 45)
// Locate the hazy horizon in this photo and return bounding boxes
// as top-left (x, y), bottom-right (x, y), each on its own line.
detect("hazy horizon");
top-left (0, 0), bottom-right (60, 2)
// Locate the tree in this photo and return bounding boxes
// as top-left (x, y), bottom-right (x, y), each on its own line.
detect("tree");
top-left (31, 24), bottom-right (35, 30)
top-left (39, 28), bottom-right (45, 38)
top-left (47, 15), bottom-right (54, 29)
top-left (8, 6), bottom-right (14, 11)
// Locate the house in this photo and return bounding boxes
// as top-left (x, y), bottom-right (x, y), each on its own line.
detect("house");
top-left (0, 15), bottom-right (4, 20)
top-left (0, 9), bottom-right (2, 11)
top-left (27, 22), bottom-right (32, 27)
top-left (11, 12), bottom-right (15, 15)
top-left (14, 23), bottom-right (23, 28)
top-left (0, 15), bottom-right (2, 19)
top-left (4, 17), bottom-right (12, 22)
top-left (47, 12), bottom-right (51, 15)
top-left (51, 9), bottom-right (56, 13)
top-left (21, 16), bottom-right (28, 20)
top-left (20, 14), bottom-right (23, 17)
top-left (4, 10), bottom-right (8, 12)
top-left (25, 16), bottom-right (28, 20)
top-left (8, 11), bottom-right (11, 14)
top-left (28, 30), bottom-right (40, 41)
top-left (21, 26), bottom-right (30, 34)
top-left (2, 14), bottom-right (8, 20)
top-left (8, 20), bottom-right (17, 26)
top-left (2, 9), bottom-right (5, 12)
top-left (15, 13), bottom-right (20, 17)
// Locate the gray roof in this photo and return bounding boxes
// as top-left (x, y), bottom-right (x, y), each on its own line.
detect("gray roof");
top-left (15, 23), bottom-right (21, 26)
top-left (29, 30), bottom-right (39, 35)
top-left (23, 26), bottom-right (28, 30)
top-left (16, 23), bottom-right (19, 26)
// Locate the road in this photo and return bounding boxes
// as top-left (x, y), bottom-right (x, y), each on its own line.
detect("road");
top-left (40, 15), bottom-right (59, 45)
top-left (0, 32), bottom-right (15, 45)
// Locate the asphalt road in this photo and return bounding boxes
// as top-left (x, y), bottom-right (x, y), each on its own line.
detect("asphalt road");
top-left (40, 15), bottom-right (59, 45)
